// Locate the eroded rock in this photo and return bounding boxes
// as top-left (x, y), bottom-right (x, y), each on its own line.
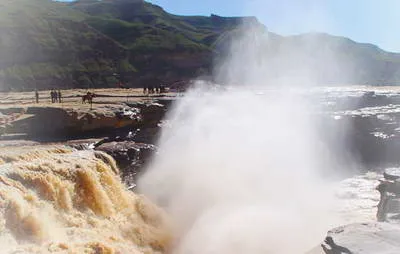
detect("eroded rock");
top-left (7, 105), bottom-right (142, 137)
top-left (95, 141), bottom-right (156, 187)
top-left (376, 169), bottom-right (400, 222)
top-left (308, 223), bottom-right (400, 254)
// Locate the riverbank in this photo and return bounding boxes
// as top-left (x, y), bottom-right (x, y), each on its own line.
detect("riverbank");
top-left (0, 88), bottom-right (175, 141)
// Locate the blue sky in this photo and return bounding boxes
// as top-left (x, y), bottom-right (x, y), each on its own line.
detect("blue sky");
top-left (62, 0), bottom-right (400, 52)
top-left (148, 0), bottom-right (400, 52)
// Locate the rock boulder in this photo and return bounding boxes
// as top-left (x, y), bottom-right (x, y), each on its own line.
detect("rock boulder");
top-left (308, 223), bottom-right (400, 254)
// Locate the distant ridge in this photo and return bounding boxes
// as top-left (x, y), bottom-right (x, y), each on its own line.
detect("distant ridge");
top-left (0, 0), bottom-right (399, 91)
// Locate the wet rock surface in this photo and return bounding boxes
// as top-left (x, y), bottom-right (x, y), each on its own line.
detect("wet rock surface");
top-left (95, 141), bottom-right (156, 187)
top-left (318, 90), bottom-right (400, 169)
top-left (308, 223), bottom-right (400, 254)
top-left (85, 101), bottom-right (169, 186)
top-left (376, 168), bottom-right (400, 222)
top-left (90, 102), bottom-right (168, 183)
top-left (133, 101), bottom-right (169, 128)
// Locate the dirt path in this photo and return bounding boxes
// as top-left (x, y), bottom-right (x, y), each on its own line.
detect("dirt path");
top-left (0, 88), bottom-right (177, 110)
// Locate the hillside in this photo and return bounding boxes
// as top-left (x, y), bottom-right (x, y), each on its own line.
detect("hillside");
top-left (0, 0), bottom-right (135, 91)
top-left (68, 0), bottom-right (258, 87)
top-left (270, 33), bottom-right (400, 85)
top-left (0, 0), bottom-right (400, 91)
top-left (0, 0), bottom-right (247, 91)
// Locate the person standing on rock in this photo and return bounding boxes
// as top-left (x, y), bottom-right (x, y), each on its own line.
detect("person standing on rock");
top-left (58, 90), bottom-right (62, 103)
top-left (50, 90), bottom-right (54, 103)
top-left (35, 89), bottom-right (39, 103)
top-left (54, 89), bottom-right (57, 103)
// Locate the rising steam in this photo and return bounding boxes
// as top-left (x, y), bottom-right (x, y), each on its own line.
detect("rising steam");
top-left (138, 20), bottom-right (354, 254)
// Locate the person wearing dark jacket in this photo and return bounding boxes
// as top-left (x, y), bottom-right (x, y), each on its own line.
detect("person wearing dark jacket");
top-left (35, 90), bottom-right (39, 103)
top-left (50, 90), bottom-right (55, 103)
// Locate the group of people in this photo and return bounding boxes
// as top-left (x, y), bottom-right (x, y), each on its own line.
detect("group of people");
top-left (143, 85), bottom-right (166, 95)
top-left (50, 89), bottom-right (62, 103)
top-left (33, 85), bottom-right (170, 105)
top-left (34, 89), bottom-right (62, 104)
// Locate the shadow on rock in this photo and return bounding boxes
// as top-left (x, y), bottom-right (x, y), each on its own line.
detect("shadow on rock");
top-left (321, 237), bottom-right (352, 254)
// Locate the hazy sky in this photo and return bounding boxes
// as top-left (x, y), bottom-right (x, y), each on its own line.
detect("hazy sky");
top-left (61, 0), bottom-right (400, 52)
top-left (147, 0), bottom-right (400, 52)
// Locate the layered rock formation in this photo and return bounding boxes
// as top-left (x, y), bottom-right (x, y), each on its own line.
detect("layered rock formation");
top-left (1, 100), bottom-right (168, 139)
top-left (4, 105), bottom-right (141, 137)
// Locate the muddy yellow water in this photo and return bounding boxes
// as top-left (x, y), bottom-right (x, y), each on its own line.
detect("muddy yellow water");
top-left (0, 146), bottom-right (171, 253)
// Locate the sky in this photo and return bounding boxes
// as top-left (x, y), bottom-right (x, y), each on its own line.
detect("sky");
top-left (61, 0), bottom-right (400, 52)
top-left (146, 0), bottom-right (400, 52)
